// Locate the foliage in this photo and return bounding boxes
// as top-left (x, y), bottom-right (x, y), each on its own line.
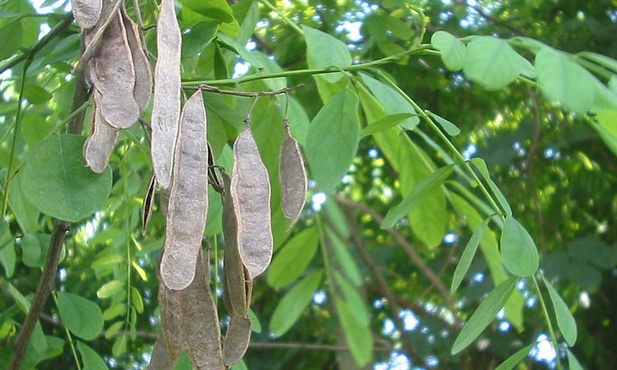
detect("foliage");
top-left (1, 0), bottom-right (617, 369)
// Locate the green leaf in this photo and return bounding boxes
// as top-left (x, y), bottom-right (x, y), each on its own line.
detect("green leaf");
top-left (269, 270), bottom-right (323, 337)
top-left (451, 217), bottom-right (489, 294)
top-left (566, 348), bottom-right (584, 370)
top-left (577, 51), bottom-right (617, 73)
top-left (360, 113), bottom-right (416, 138)
top-left (217, 32), bottom-right (264, 69)
top-left (131, 287), bottom-right (144, 314)
top-left (112, 334), bottom-right (127, 357)
top-left (21, 134), bottom-right (113, 222)
top-left (326, 227), bottom-right (362, 287)
top-left (77, 341), bottom-right (108, 370)
top-left (267, 227), bottom-right (319, 288)
top-left (104, 321), bottom-right (124, 339)
top-left (303, 26), bottom-right (352, 83)
top-left (305, 89), bottom-right (360, 192)
top-left (333, 271), bottom-right (369, 326)
top-left (451, 277), bottom-right (517, 354)
top-left (543, 276), bottom-right (577, 346)
top-left (500, 216), bottom-right (539, 277)
top-left (463, 36), bottom-right (528, 90)
top-left (0, 224), bottom-right (16, 277)
top-left (0, 20), bottom-right (22, 61)
top-left (248, 308), bottom-right (262, 334)
top-left (426, 110), bottom-right (460, 136)
top-left (381, 165), bottom-right (454, 229)
top-left (592, 110), bottom-right (617, 157)
top-left (494, 342), bottom-right (535, 370)
top-left (21, 233), bottom-right (51, 268)
top-left (8, 171), bottom-right (40, 233)
top-left (470, 158), bottom-right (512, 216)
top-left (536, 47), bottom-right (599, 113)
top-left (230, 359), bottom-right (248, 370)
top-left (103, 303), bottom-right (126, 321)
top-left (57, 292), bottom-right (104, 340)
top-left (178, 0), bottom-right (234, 23)
top-left (97, 280), bottom-right (125, 299)
top-left (334, 297), bottom-right (373, 366)
top-left (22, 84), bottom-right (52, 105)
top-left (360, 74), bottom-right (420, 130)
top-left (431, 31), bottom-right (466, 71)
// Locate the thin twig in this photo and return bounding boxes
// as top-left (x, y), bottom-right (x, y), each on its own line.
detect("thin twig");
top-left (190, 84), bottom-right (303, 97)
top-left (8, 220), bottom-right (70, 370)
top-left (333, 195), bottom-right (456, 312)
top-left (249, 342), bottom-right (392, 352)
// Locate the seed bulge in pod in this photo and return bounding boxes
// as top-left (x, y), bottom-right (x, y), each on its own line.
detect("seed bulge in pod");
top-left (89, 12), bottom-right (140, 129)
top-left (120, 8), bottom-right (152, 114)
top-left (72, 0), bottom-right (102, 30)
top-left (231, 126), bottom-right (273, 280)
top-left (151, 0), bottom-right (181, 189)
top-left (279, 123), bottom-right (308, 227)
top-left (160, 90), bottom-right (208, 290)
top-left (83, 105), bottom-right (119, 174)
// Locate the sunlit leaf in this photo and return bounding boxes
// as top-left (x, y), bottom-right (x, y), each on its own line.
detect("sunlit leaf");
top-left (543, 276), bottom-right (577, 346)
top-left (178, 0), bottom-right (234, 23)
top-left (269, 270), bottom-right (323, 337)
top-left (500, 216), bottom-right (539, 277)
top-left (452, 277), bottom-right (517, 354)
top-left (57, 292), bottom-right (104, 340)
top-left (303, 26), bottom-right (352, 83)
top-left (97, 280), bottom-right (125, 299)
top-left (431, 31), bottom-right (465, 71)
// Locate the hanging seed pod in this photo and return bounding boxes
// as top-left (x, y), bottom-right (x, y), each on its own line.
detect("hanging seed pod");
top-left (151, 0), bottom-right (182, 189)
top-left (90, 12), bottom-right (140, 129)
top-left (231, 125), bottom-right (273, 280)
top-left (83, 106), bottom-right (119, 173)
top-left (158, 283), bottom-right (183, 361)
top-left (223, 316), bottom-right (252, 367)
top-left (76, 0), bottom-right (122, 72)
top-left (71, 0), bottom-right (102, 30)
top-left (160, 90), bottom-right (208, 291)
top-left (279, 121), bottom-right (308, 227)
top-left (120, 8), bottom-right (152, 114)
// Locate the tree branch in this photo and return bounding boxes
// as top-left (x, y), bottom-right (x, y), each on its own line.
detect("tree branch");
top-left (8, 220), bottom-right (70, 370)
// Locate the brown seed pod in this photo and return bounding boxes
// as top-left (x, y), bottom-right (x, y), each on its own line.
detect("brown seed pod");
top-left (222, 172), bottom-right (249, 317)
top-left (141, 175), bottom-right (156, 235)
top-left (160, 90), bottom-right (208, 291)
top-left (151, 0), bottom-right (182, 189)
top-left (279, 122), bottom-right (308, 227)
top-left (222, 316), bottom-right (252, 367)
top-left (71, 0), bottom-right (102, 30)
top-left (231, 125), bottom-right (273, 280)
top-left (83, 105), bottom-right (119, 173)
top-left (75, 0), bottom-right (123, 72)
top-left (89, 12), bottom-right (140, 129)
top-left (120, 8), bottom-right (152, 114)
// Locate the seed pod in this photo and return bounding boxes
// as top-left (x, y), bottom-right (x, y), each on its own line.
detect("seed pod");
top-left (222, 172), bottom-right (248, 317)
top-left (90, 12), bottom-right (140, 129)
top-left (160, 90), bottom-right (208, 291)
top-left (83, 105), bottom-right (119, 173)
top-left (151, 0), bottom-right (182, 189)
top-left (231, 125), bottom-right (273, 280)
top-left (223, 316), bottom-right (252, 367)
top-left (120, 8), bottom-right (152, 114)
top-left (279, 122), bottom-right (307, 227)
top-left (76, 0), bottom-right (122, 72)
top-left (72, 0), bottom-right (102, 30)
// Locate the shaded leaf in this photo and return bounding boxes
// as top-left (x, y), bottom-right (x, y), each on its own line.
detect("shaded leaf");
top-left (303, 25), bottom-right (352, 83)
top-left (334, 297), bottom-right (373, 367)
top-left (566, 349), bottom-right (584, 370)
top-left (543, 276), bottom-right (577, 346)
top-left (267, 227), bottom-right (319, 288)
top-left (451, 218), bottom-right (489, 294)
top-left (500, 216), bottom-right (539, 277)
top-left (360, 113), bottom-right (416, 138)
top-left (57, 292), bottom-right (104, 340)
top-left (77, 341), bottom-right (108, 370)
top-left (426, 110), bottom-right (460, 136)
top-left (494, 342), bottom-right (535, 370)
top-left (179, 0), bottom-right (234, 23)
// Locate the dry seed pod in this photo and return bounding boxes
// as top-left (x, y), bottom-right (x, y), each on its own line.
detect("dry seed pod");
top-left (231, 125), bottom-right (273, 280)
top-left (279, 122), bottom-right (308, 227)
top-left (148, 331), bottom-right (177, 370)
top-left (178, 250), bottom-right (225, 370)
top-left (158, 283), bottom-right (183, 361)
top-left (120, 8), bottom-right (152, 113)
top-left (83, 106), bottom-right (119, 173)
top-left (75, 0), bottom-right (122, 72)
top-left (71, 0), bottom-right (102, 30)
top-left (151, 0), bottom-right (182, 189)
top-left (223, 316), bottom-right (252, 367)
top-left (160, 90), bottom-right (208, 291)
top-left (222, 172), bottom-right (247, 317)
top-left (90, 12), bottom-right (140, 129)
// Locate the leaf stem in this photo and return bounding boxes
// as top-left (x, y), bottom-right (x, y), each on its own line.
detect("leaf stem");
top-left (532, 275), bottom-right (563, 370)
top-left (258, 0), bottom-right (304, 36)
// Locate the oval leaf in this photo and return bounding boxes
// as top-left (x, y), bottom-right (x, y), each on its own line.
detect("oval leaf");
top-left (21, 134), bottom-right (112, 222)
top-left (431, 31), bottom-right (466, 71)
top-left (267, 227), bottom-right (319, 288)
top-left (452, 277), bottom-right (517, 354)
top-left (463, 36), bottom-right (527, 90)
top-left (543, 276), bottom-right (577, 346)
top-left (303, 26), bottom-right (352, 83)
top-left (269, 270), bottom-right (323, 337)
top-left (500, 217), bottom-right (539, 277)
top-left (77, 341), bottom-right (108, 370)
top-left (305, 89), bottom-right (360, 192)
top-left (334, 297), bottom-right (373, 366)
top-left (57, 292), bottom-right (104, 340)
